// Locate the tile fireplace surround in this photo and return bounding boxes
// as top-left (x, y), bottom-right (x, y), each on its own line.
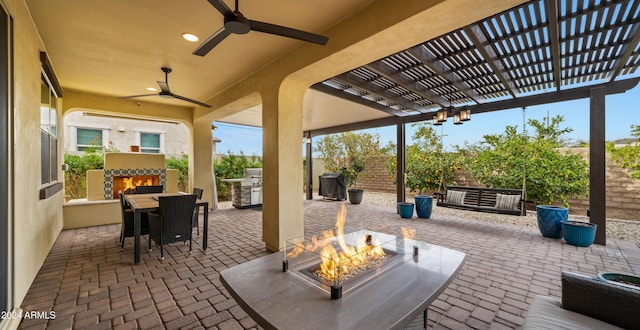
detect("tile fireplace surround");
top-left (85, 153), bottom-right (178, 201)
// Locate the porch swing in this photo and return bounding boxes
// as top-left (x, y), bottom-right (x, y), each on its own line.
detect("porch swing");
top-left (435, 107), bottom-right (529, 216)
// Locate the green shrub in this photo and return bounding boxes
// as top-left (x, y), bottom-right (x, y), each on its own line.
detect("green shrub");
top-left (63, 141), bottom-right (116, 200)
top-left (607, 124), bottom-right (640, 179)
top-left (165, 154), bottom-right (189, 192)
top-left (214, 152), bottom-right (262, 201)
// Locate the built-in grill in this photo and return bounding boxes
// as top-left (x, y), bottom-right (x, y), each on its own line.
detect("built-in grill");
top-left (222, 168), bottom-right (262, 208)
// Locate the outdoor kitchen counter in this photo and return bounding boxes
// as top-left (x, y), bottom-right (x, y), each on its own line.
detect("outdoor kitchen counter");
top-left (220, 238), bottom-right (466, 330)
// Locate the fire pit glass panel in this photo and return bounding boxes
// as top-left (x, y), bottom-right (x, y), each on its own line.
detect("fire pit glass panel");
top-left (284, 230), bottom-right (409, 298)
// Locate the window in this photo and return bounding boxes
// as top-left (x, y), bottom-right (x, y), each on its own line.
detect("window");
top-left (76, 128), bottom-right (103, 151)
top-left (40, 72), bottom-right (58, 184)
top-left (140, 133), bottom-right (160, 153)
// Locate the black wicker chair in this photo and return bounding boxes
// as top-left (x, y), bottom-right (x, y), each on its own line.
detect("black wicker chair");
top-left (192, 187), bottom-right (204, 235)
top-left (135, 185), bottom-right (164, 194)
top-left (148, 194), bottom-right (197, 260)
top-left (118, 191), bottom-right (149, 250)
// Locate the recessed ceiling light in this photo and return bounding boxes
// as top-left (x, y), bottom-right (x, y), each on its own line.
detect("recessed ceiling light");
top-left (182, 33), bottom-right (199, 42)
top-left (146, 87), bottom-right (157, 92)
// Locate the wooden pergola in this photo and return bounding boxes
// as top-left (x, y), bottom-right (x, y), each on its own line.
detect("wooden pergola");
top-left (304, 0), bottom-right (640, 245)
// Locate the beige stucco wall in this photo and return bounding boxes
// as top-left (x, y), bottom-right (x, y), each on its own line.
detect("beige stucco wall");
top-left (5, 0), bottom-right (65, 316)
top-left (104, 152), bottom-right (165, 169)
top-left (63, 200), bottom-right (119, 229)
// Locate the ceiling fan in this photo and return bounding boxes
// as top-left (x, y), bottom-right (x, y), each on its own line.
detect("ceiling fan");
top-left (193, 0), bottom-right (329, 56)
top-left (121, 67), bottom-right (212, 108)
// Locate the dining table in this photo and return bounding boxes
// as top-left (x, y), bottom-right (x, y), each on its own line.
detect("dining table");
top-left (124, 192), bottom-right (209, 264)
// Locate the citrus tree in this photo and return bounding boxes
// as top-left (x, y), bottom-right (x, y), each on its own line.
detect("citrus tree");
top-left (460, 115), bottom-right (589, 206)
top-left (607, 124), bottom-right (640, 179)
top-left (314, 131), bottom-right (384, 189)
top-left (385, 122), bottom-right (458, 194)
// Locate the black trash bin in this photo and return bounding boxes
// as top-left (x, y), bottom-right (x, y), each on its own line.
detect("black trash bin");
top-left (318, 173), bottom-right (347, 201)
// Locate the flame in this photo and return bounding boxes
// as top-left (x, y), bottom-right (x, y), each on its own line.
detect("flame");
top-left (287, 203), bottom-right (387, 284)
top-left (118, 176), bottom-right (157, 194)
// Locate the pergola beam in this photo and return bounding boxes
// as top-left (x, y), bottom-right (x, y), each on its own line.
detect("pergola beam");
top-left (544, 0), bottom-right (562, 91)
top-left (333, 73), bottom-right (426, 113)
top-left (364, 62), bottom-right (445, 108)
top-left (406, 45), bottom-right (486, 105)
top-left (308, 78), bottom-right (640, 137)
top-left (463, 24), bottom-right (520, 98)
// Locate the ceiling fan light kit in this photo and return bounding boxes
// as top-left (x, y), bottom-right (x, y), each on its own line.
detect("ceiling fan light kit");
top-left (193, 0), bottom-right (329, 56)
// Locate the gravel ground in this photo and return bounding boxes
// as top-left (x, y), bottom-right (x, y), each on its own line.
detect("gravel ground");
top-left (217, 191), bottom-right (640, 247)
top-left (360, 191), bottom-right (640, 248)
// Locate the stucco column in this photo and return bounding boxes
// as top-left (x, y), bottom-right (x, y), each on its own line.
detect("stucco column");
top-left (193, 119), bottom-right (214, 209)
top-left (261, 83), bottom-right (305, 252)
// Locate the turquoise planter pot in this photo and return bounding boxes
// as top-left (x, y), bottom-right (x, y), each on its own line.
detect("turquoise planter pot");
top-left (398, 202), bottom-right (414, 219)
top-left (414, 195), bottom-right (433, 219)
top-left (561, 221), bottom-right (597, 247)
top-left (536, 205), bottom-right (568, 238)
top-left (598, 272), bottom-right (640, 290)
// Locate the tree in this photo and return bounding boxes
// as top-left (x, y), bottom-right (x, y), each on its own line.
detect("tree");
top-left (386, 122), bottom-right (458, 194)
top-left (314, 132), bottom-right (383, 188)
top-left (607, 124), bottom-right (640, 179)
top-left (460, 115), bottom-right (589, 206)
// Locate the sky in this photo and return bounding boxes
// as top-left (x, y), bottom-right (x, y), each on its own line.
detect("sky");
top-left (213, 84), bottom-right (640, 156)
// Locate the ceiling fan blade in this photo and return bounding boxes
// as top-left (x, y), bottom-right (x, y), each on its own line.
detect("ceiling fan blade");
top-left (157, 81), bottom-right (170, 93)
top-left (248, 20), bottom-right (329, 45)
top-left (172, 94), bottom-right (212, 108)
top-left (206, 0), bottom-right (234, 17)
top-left (193, 27), bottom-right (232, 56)
top-left (120, 93), bottom-right (157, 99)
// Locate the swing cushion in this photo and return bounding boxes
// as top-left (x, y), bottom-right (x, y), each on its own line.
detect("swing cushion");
top-left (446, 190), bottom-right (466, 205)
top-left (495, 193), bottom-right (521, 210)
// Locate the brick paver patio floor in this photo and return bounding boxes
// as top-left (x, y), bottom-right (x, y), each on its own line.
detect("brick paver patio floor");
top-left (18, 199), bottom-right (640, 329)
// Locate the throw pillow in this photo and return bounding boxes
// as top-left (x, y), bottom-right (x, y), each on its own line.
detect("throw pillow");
top-left (446, 190), bottom-right (466, 205)
top-left (495, 193), bottom-right (520, 210)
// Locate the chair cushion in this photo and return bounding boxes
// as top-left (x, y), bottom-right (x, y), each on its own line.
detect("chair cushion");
top-left (446, 190), bottom-right (466, 205)
top-left (523, 295), bottom-right (623, 330)
top-left (495, 193), bottom-right (520, 210)
top-left (561, 271), bottom-right (640, 329)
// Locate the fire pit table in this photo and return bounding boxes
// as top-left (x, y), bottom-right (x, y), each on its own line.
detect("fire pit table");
top-left (220, 230), bottom-right (465, 329)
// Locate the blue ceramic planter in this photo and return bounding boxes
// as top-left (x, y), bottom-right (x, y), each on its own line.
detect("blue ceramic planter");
top-left (561, 220), bottom-right (597, 247)
top-left (536, 205), bottom-right (568, 238)
top-left (414, 195), bottom-right (433, 219)
top-left (398, 202), bottom-right (414, 219)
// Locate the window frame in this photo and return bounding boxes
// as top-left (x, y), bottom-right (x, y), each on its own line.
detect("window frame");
top-left (135, 130), bottom-right (165, 154)
top-left (73, 126), bottom-right (108, 151)
top-left (40, 71), bottom-right (59, 185)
